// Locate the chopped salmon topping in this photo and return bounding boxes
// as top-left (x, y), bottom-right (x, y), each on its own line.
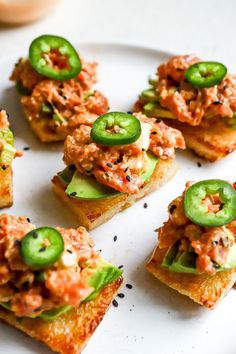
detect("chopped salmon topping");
top-left (0, 214), bottom-right (101, 317)
top-left (156, 55), bottom-right (236, 126)
top-left (10, 58), bottom-right (109, 133)
top-left (158, 182), bottom-right (236, 275)
top-left (0, 110), bottom-right (10, 129)
top-left (63, 113), bottom-right (185, 194)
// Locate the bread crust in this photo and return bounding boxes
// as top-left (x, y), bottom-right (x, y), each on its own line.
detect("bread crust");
top-left (0, 277), bottom-right (123, 354)
top-left (146, 246), bottom-right (236, 308)
top-left (0, 166), bottom-right (13, 208)
top-left (23, 105), bottom-right (67, 142)
top-left (52, 159), bottom-right (177, 230)
top-left (167, 119), bottom-right (236, 162)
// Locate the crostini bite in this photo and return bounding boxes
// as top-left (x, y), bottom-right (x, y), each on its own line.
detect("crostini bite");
top-left (147, 179), bottom-right (236, 308)
top-left (0, 213), bottom-right (123, 354)
top-left (0, 110), bottom-right (21, 208)
top-left (135, 55), bottom-right (236, 161)
top-left (52, 111), bottom-right (185, 230)
top-left (10, 34), bottom-right (109, 143)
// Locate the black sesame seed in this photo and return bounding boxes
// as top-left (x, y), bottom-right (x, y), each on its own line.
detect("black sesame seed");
top-left (126, 175), bottom-right (131, 182)
top-left (143, 203), bottom-right (148, 209)
top-left (23, 146), bottom-right (30, 151)
top-left (32, 231), bottom-right (38, 239)
top-left (169, 204), bottom-right (177, 214)
top-left (70, 192), bottom-right (77, 197)
top-left (106, 163), bottom-right (113, 168)
top-left (105, 172), bottom-right (110, 177)
top-left (34, 307), bottom-right (42, 312)
top-left (213, 100), bottom-right (223, 105)
top-left (197, 162), bottom-right (202, 167)
top-left (113, 235), bottom-right (118, 242)
top-left (67, 249), bottom-right (73, 254)
top-left (124, 167), bottom-right (129, 172)
top-left (22, 281), bottom-right (30, 291)
top-left (151, 131), bottom-right (157, 135)
top-left (2, 165), bottom-right (7, 170)
top-left (126, 283), bottom-right (133, 289)
top-left (39, 247), bottom-right (46, 252)
top-left (117, 293), bottom-right (125, 298)
top-left (118, 265), bottom-right (124, 269)
top-left (112, 299), bottom-right (119, 307)
top-left (26, 217), bottom-right (31, 223)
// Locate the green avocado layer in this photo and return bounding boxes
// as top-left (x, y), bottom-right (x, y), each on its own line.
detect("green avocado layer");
top-left (0, 259), bottom-right (122, 321)
top-left (161, 242), bottom-right (236, 274)
top-left (59, 151), bottom-right (158, 200)
top-left (0, 128), bottom-right (16, 165)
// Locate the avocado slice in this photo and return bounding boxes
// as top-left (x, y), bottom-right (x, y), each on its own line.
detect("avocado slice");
top-left (140, 88), bottom-right (158, 102)
top-left (66, 171), bottom-right (120, 200)
top-left (144, 102), bottom-right (176, 119)
top-left (64, 151), bottom-right (158, 200)
top-left (0, 128), bottom-right (14, 146)
top-left (39, 305), bottom-right (73, 320)
top-left (58, 165), bottom-right (76, 185)
top-left (0, 128), bottom-right (16, 165)
top-left (85, 259), bottom-right (123, 301)
top-left (0, 142), bottom-right (16, 165)
top-left (161, 243), bottom-right (236, 274)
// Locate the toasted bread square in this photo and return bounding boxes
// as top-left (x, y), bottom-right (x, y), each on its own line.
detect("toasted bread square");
top-left (147, 246), bottom-right (236, 309)
top-left (166, 119), bottom-right (236, 162)
top-left (0, 277), bottom-right (122, 354)
top-left (22, 106), bottom-right (67, 143)
top-left (0, 166), bottom-right (13, 208)
top-left (52, 159), bottom-right (177, 230)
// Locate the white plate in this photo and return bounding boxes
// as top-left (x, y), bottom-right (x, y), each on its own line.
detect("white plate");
top-left (0, 43), bottom-right (236, 354)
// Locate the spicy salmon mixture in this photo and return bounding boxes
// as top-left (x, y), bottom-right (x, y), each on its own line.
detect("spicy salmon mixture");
top-left (10, 58), bottom-right (109, 135)
top-left (158, 182), bottom-right (236, 275)
top-left (138, 54), bottom-right (236, 127)
top-left (63, 112), bottom-right (185, 194)
top-left (0, 214), bottom-right (102, 317)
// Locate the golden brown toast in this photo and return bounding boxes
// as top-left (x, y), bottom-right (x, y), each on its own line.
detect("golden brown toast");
top-left (146, 246), bottom-right (236, 309)
top-left (0, 166), bottom-right (13, 208)
top-left (52, 158), bottom-right (177, 230)
top-left (23, 106), bottom-right (67, 143)
top-left (167, 119), bottom-right (236, 162)
top-left (0, 277), bottom-right (123, 354)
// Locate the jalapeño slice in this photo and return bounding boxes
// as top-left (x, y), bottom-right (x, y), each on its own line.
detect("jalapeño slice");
top-left (21, 227), bottom-right (64, 268)
top-left (29, 34), bottom-right (81, 80)
top-left (91, 112), bottom-right (141, 146)
top-left (185, 61), bottom-right (227, 88)
top-left (184, 179), bottom-right (236, 227)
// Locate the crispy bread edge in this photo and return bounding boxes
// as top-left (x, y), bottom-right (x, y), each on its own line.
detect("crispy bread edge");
top-left (22, 105), bottom-right (66, 143)
top-left (0, 277), bottom-right (123, 354)
top-left (0, 166), bottom-right (13, 208)
top-left (146, 246), bottom-right (236, 309)
top-left (52, 158), bottom-right (177, 230)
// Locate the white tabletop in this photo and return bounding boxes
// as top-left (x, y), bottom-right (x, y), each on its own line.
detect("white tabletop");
top-left (1, 0), bottom-right (236, 67)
